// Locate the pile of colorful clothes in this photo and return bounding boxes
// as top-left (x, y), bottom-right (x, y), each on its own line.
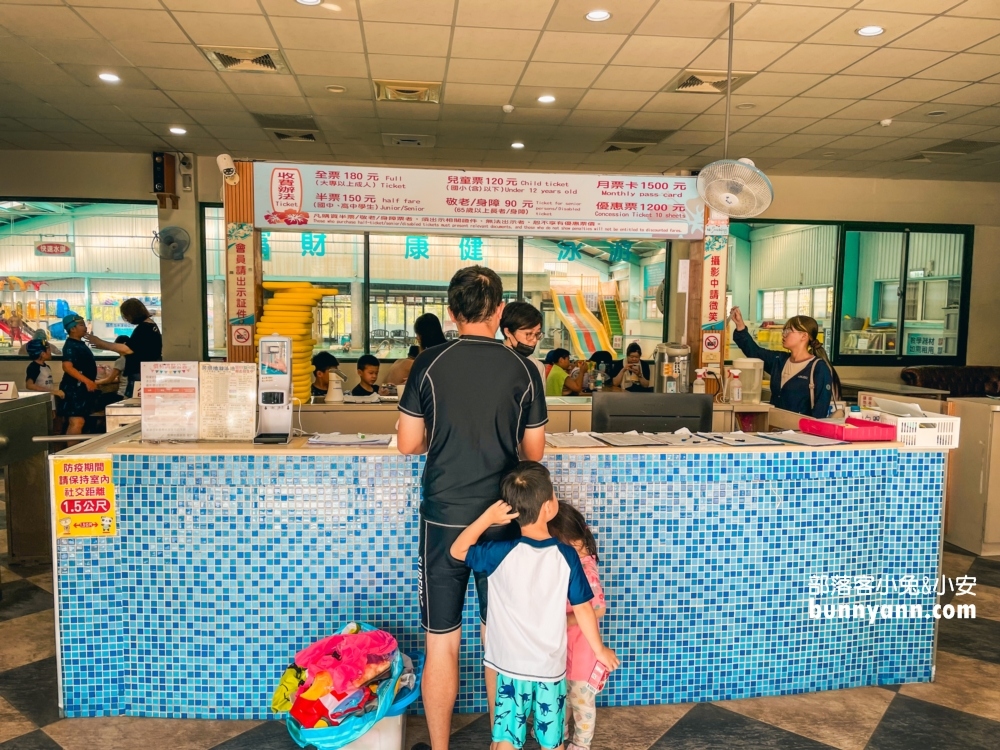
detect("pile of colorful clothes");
top-left (272, 623), bottom-right (414, 731)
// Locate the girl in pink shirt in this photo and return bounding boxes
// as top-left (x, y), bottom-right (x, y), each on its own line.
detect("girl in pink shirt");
top-left (549, 502), bottom-right (607, 750)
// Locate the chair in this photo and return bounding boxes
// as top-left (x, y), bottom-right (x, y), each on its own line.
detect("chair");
top-left (591, 392), bottom-right (713, 433)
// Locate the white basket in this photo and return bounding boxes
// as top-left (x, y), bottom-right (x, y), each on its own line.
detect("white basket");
top-left (342, 715), bottom-right (405, 750)
top-left (860, 409), bottom-right (960, 449)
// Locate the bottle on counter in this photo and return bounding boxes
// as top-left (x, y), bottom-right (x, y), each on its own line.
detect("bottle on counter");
top-left (692, 368), bottom-right (707, 394)
top-left (728, 369), bottom-right (743, 404)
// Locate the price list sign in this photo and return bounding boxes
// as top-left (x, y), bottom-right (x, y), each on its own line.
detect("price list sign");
top-left (51, 456), bottom-right (116, 538)
top-left (253, 164), bottom-right (704, 239)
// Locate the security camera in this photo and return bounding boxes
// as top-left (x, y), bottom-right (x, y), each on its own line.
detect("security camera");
top-left (217, 153), bottom-right (239, 186)
top-left (880, 119), bottom-right (892, 127)
top-left (502, 104), bottom-right (514, 114)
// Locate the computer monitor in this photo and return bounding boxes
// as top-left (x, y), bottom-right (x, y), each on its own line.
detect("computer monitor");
top-left (591, 392), bottom-right (713, 433)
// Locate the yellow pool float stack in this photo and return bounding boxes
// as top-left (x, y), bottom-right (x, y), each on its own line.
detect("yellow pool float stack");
top-left (256, 282), bottom-right (336, 403)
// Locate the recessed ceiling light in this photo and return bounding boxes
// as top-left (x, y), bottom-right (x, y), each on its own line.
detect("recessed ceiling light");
top-left (735, 103), bottom-right (755, 109)
top-left (927, 110), bottom-right (947, 117)
top-left (511, 142), bottom-right (525, 149)
top-left (586, 10), bottom-right (611, 22)
top-left (326, 85), bottom-right (347, 94)
top-left (537, 95), bottom-right (556, 104)
top-left (296, 0), bottom-right (322, 5)
top-left (169, 127), bottom-right (187, 135)
top-left (856, 25), bottom-right (885, 37)
top-left (98, 73), bottom-right (120, 83)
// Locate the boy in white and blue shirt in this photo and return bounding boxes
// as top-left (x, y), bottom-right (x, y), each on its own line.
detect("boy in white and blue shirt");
top-left (451, 461), bottom-right (619, 750)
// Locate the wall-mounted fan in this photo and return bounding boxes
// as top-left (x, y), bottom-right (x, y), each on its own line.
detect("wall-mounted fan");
top-left (152, 226), bottom-right (191, 261)
top-left (656, 281), bottom-right (666, 314)
top-left (696, 3), bottom-right (774, 219)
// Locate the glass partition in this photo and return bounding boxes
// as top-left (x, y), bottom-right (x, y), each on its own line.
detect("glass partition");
top-left (839, 231), bottom-right (904, 356)
top-left (0, 200), bottom-right (159, 357)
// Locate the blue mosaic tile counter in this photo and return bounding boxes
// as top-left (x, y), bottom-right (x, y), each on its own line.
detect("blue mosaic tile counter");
top-left (54, 442), bottom-right (945, 719)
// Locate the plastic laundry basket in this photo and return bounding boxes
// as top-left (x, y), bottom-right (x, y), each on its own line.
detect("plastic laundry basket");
top-left (286, 650), bottom-right (424, 750)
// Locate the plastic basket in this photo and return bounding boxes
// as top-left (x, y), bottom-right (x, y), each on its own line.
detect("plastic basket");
top-left (799, 416), bottom-right (897, 442)
top-left (860, 411), bottom-right (960, 449)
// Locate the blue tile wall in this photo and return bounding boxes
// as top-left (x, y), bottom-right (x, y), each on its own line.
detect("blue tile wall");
top-left (55, 448), bottom-right (943, 719)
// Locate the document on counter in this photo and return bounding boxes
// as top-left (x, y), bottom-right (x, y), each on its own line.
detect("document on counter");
top-left (307, 433), bottom-right (393, 447)
top-left (764, 431), bottom-right (847, 447)
top-left (198, 362), bottom-right (256, 441)
top-left (141, 361), bottom-right (199, 441)
top-left (713, 432), bottom-right (783, 447)
top-left (545, 432), bottom-right (606, 448)
top-left (594, 432), bottom-right (658, 447)
top-left (642, 433), bottom-right (711, 445)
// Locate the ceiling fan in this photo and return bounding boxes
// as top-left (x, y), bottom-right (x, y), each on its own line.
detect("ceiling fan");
top-left (696, 3), bottom-right (775, 219)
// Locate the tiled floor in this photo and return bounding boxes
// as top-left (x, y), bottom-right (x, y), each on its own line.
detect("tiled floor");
top-left (3, 490), bottom-right (1000, 749)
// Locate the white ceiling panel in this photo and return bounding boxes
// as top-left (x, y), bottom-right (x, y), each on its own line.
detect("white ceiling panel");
top-left (456, 0), bottom-right (555, 30)
top-left (842, 48), bottom-right (951, 78)
top-left (447, 59), bottom-right (526, 86)
top-left (637, 1), bottom-right (751, 39)
top-left (0, 5), bottom-right (97, 39)
top-left (450, 27), bottom-right (540, 61)
top-left (363, 23), bottom-right (452, 57)
top-left (937, 84), bottom-right (1000, 105)
top-left (440, 83), bottom-right (514, 106)
top-left (767, 44), bottom-right (872, 74)
top-left (171, 12), bottom-right (278, 47)
top-left (591, 66), bottom-right (680, 92)
top-left (575, 90), bottom-right (654, 111)
top-left (949, 0), bottom-right (1000, 19)
top-left (736, 72), bottom-right (828, 96)
top-left (803, 75), bottom-right (899, 99)
top-left (112, 41), bottom-right (216, 71)
top-left (914, 54), bottom-right (1000, 82)
top-left (612, 36), bottom-right (712, 68)
top-left (546, 0), bottom-right (655, 34)
top-left (532, 31), bottom-right (627, 65)
top-left (870, 79), bottom-right (967, 101)
top-left (75, 8), bottom-right (187, 43)
top-left (807, 11), bottom-right (934, 47)
top-left (891, 17), bottom-right (1000, 52)
top-left (140, 69), bottom-right (228, 93)
top-left (258, 0), bottom-right (359, 19)
top-left (689, 39), bottom-right (796, 70)
top-left (367, 55), bottom-right (446, 80)
top-left (24, 38), bottom-right (132, 67)
top-left (520, 62), bottom-right (603, 89)
top-left (734, 3), bottom-right (841, 42)
top-left (284, 51), bottom-right (369, 78)
top-left (269, 18), bottom-right (365, 53)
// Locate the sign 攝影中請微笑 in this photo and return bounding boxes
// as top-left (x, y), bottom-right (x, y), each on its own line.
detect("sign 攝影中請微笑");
top-left (252, 164), bottom-right (705, 239)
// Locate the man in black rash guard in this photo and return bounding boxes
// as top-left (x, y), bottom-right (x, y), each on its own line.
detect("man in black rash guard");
top-left (397, 266), bottom-right (547, 750)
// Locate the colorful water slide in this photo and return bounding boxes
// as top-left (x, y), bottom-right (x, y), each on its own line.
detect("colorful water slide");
top-left (0, 319), bottom-right (33, 342)
top-left (552, 290), bottom-right (615, 359)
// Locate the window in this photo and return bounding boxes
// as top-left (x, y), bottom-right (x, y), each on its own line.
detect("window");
top-left (0, 200), bottom-right (159, 358)
top-left (643, 262), bottom-right (664, 320)
top-left (839, 227), bottom-right (970, 361)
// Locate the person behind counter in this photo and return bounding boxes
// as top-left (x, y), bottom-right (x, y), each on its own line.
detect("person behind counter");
top-left (311, 351), bottom-right (341, 397)
top-left (500, 301), bottom-right (546, 381)
top-left (546, 348), bottom-right (586, 396)
top-left (384, 345), bottom-right (418, 385)
top-left (351, 354), bottom-right (380, 396)
top-left (84, 298), bottom-right (162, 397)
top-left (96, 335), bottom-right (130, 398)
top-left (414, 312), bottom-right (447, 350)
top-left (612, 342), bottom-right (651, 392)
top-left (729, 307), bottom-right (841, 418)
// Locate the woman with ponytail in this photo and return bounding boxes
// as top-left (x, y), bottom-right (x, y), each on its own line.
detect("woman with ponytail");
top-left (729, 307), bottom-right (841, 418)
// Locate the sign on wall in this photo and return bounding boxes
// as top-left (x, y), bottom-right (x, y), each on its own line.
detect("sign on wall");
top-left (253, 163), bottom-right (704, 239)
top-left (227, 222), bottom-right (256, 326)
top-left (700, 211), bottom-right (729, 365)
top-left (52, 456), bottom-right (116, 538)
top-left (34, 241), bottom-right (74, 257)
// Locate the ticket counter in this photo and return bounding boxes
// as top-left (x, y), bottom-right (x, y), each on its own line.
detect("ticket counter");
top-left (51, 427), bottom-right (945, 720)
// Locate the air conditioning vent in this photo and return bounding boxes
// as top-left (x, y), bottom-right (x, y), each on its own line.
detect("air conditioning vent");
top-left (921, 139), bottom-right (993, 155)
top-left (603, 128), bottom-right (674, 153)
top-left (269, 130), bottom-right (317, 143)
top-left (381, 133), bottom-right (436, 147)
top-left (200, 46), bottom-right (289, 74)
top-left (373, 79), bottom-right (442, 103)
top-left (666, 69), bottom-right (756, 94)
top-left (252, 113), bottom-right (318, 131)
top-left (604, 144), bottom-right (647, 153)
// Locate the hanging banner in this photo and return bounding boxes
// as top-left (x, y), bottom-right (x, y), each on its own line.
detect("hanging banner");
top-left (52, 456), bottom-right (116, 538)
top-left (700, 211), bottom-right (729, 365)
top-left (226, 222), bottom-right (256, 326)
top-left (252, 163), bottom-right (704, 239)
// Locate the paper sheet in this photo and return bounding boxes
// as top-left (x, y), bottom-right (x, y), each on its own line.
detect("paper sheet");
top-left (642, 432), bottom-right (711, 445)
top-left (141, 361), bottom-right (199, 441)
top-left (198, 362), bottom-right (256, 441)
top-left (594, 432), bottom-right (658, 447)
top-left (307, 433), bottom-right (393, 447)
top-left (545, 432), bottom-right (605, 448)
top-left (765, 431), bottom-right (847, 447)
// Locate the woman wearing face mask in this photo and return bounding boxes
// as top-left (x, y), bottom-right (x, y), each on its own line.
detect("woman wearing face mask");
top-left (499, 301), bottom-right (546, 381)
top-left (730, 307), bottom-right (841, 418)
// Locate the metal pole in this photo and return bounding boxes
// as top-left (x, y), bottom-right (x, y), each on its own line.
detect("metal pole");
top-left (662, 242), bottom-right (672, 343)
top-left (517, 236), bottom-right (524, 300)
top-left (362, 231), bottom-right (370, 355)
top-left (724, 2), bottom-right (734, 160)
